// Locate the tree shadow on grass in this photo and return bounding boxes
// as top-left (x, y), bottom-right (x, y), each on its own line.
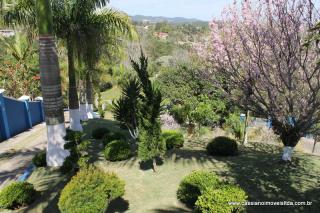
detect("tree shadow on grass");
top-left (0, 147), bottom-right (44, 189)
top-left (160, 143), bottom-right (320, 213)
top-left (152, 207), bottom-right (191, 213)
top-left (216, 143), bottom-right (320, 213)
top-left (105, 197), bottom-right (129, 213)
top-left (139, 157), bottom-right (164, 171)
top-left (21, 168), bottom-right (72, 213)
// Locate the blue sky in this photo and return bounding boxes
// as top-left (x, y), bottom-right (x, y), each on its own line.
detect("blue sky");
top-left (110, 0), bottom-right (234, 21)
top-left (110, 0), bottom-right (320, 21)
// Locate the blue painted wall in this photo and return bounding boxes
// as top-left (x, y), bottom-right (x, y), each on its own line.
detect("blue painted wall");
top-left (4, 97), bottom-right (29, 136)
top-left (29, 102), bottom-right (42, 126)
top-left (0, 95), bottom-right (44, 142)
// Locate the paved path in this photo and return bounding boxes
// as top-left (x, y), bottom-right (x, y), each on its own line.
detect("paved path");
top-left (0, 123), bottom-right (46, 189)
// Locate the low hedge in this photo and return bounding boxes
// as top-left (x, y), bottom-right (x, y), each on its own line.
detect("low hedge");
top-left (104, 140), bottom-right (131, 162)
top-left (91, 128), bottom-right (110, 140)
top-left (162, 130), bottom-right (184, 150)
top-left (0, 182), bottom-right (36, 209)
top-left (206, 136), bottom-right (238, 156)
top-left (177, 171), bottom-right (221, 206)
top-left (32, 151), bottom-right (46, 167)
top-left (195, 184), bottom-right (247, 213)
top-left (58, 166), bottom-right (125, 213)
top-left (103, 132), bottom-right (127, 146)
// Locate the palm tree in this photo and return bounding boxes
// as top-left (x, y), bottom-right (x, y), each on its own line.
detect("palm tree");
top-left (37, 0), bottom-right (69, 166)
top-left (79, 9), bottom-right (136, 119)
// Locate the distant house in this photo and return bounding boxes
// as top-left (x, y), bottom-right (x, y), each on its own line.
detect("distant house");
top-left (0, 30), bottom-right (15, 37)
top-left (153, 32), bottom-right (169, 40)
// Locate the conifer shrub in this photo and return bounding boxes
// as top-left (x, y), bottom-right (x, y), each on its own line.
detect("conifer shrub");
top-left (206, 136), bottom-right (238, 156)
top-left (162, 130), bottom-right (184, 150)
top-left (32, 151), bottom-right (47, 167)
top-left (177, 171), bottom-right (221, 206)
top-left (195, 184), bottom-right (247, 213)
top-left (58, 166), bottom-right (125, 213)
top-left (104, 140), bottom-right (131, 161)
top-left (0, 182), bottom-right (36, 209)
top-left (92, 128), bottom-right (110, 140)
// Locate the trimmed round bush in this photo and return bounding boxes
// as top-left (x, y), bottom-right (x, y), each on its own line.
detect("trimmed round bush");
top-left (206, 136), bottom-right (238, 156)
top-left (91, 128), bottom-right (110, 140)
top-left (0, 182), bottom-right (36, 209)
top-left (58, 166), bottom-right (125, 213)
top-left (104, 140), bottom-right (131, 162)
top-left (162, 130), bottom-right (184, 150)
top-left (32, 151), bottom-right (46, 167)
top-left (195, 184), bottom-right (248, 213)
top-left (103, 132), bottom-right (127, 146)
top-left (177, 171), bottom-right (221, 206)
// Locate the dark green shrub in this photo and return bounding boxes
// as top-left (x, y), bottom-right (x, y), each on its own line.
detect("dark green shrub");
top-left (195, 184), bottom-right (247, 213)
top-left (162, 130), bottom-right (184, 150)
top-left (99, 81), bottom-right (113, 92)
top-left (103, 132), bottom-right (127, 146)
top-left (58, 166), bottom-right (125, 213)
top-left (65, 130), bottom-right (83, 144)
top-left (60, 156), bottom-right (75, 174)
top-left (177, 171), bottom-right (221, 206)
top-left (91, 128), bottom-right (110, 140)
top-left (206, 136), bottom-right (238, 156)
top-left (104, 140), bottom-right (131, 162)
top-left (0, 182), bottom-right (36, 209)
top-left (32, 151), bottom-right (46, 167)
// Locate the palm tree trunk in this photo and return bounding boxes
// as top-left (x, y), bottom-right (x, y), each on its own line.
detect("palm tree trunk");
top-left (38, 0), bottom-right (69, 167)
top-left (85, 72), bottom-right (95, 119)
top-left (79, 78), bottom-right (88, 121)
top-left (67, 38), bottom-right (82, 131)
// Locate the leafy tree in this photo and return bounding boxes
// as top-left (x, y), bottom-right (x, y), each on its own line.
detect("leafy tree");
top-left (200, 0), bottom-right (320, 161)
top-left (157, 62), bottom-right (226, 130)
top-left (191, 95), bottom-right (226, 130)
top-left (78, 9), bottom-right (136, 119)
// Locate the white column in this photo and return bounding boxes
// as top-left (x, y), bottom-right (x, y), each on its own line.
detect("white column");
top-left (87, 104), bottom-right (95, 119)
top-left (80, 104), bottom-right (88, 121)
top-left (46, 123), bottom-right (70, 167)
top-left (69, 109), bottom-right (83, 131)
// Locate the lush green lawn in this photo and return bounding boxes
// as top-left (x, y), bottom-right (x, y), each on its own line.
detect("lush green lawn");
top-left (5, 119), bottom-right (320, 213)
top-left (101, 86), bottom-right (121, 102)
top-left (88, 119), bottom-right (320, 213)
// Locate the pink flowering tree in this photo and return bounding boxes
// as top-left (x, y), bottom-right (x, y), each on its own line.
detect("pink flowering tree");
top-left (200, 0), bottom-right (320, 161)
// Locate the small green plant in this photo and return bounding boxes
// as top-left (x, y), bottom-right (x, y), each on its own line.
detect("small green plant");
top-left (224, 112), bottom-right (245, 140)
top-left (162, 130), bottom-right (184, 150)
top-left (61, 135), bottom-right (91, 174)
top-left (0, 182), bottom-right (36, 209)
top-left (177, 171), bottom-right (221, 206)
top-left (206, 136), bottom-right (238, 156)
top-left (98, 92), bottom-right (106, 118)
top-left (103, 132), bottom-right (127, 146)
top-left (195, 184), bottom-right (248, 213)
top-left (65, 129), bottom-right (83, 144)
top-left (32, 151), bottom-right (46, 167)
top-left (92, 127), bottom-right (110, 140)
top-left (58, 166), bottom-right (125, 213)
top-left (104, 140), bottom-right (131, 162)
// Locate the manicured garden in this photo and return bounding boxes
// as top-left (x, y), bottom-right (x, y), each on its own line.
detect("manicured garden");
top-left (1, 119), bottom-right (319, 212)
top-left (2, 0), bottom-right (320, 212)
